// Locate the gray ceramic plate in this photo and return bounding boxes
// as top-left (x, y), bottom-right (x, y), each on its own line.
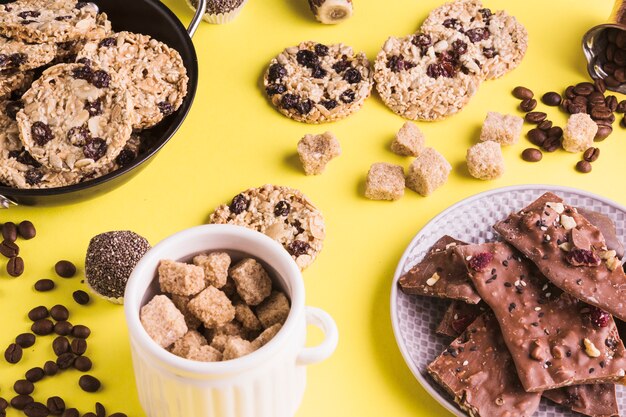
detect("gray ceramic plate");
top-left (390, 185), bottom-right (626, 417)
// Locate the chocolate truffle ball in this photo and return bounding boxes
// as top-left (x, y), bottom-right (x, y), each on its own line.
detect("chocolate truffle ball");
top-left (85, 231), bottom-right (151, 304)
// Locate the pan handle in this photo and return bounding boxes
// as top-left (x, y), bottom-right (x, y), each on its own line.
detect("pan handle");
top-left (0, 195), bottom-right (18, 209)
top-left (187, 0), bottom-right (207, 38)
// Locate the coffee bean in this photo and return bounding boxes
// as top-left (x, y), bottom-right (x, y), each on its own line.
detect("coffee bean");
top-left (78, 375), bottom-right (101, 392)
top-left (525, 111), bottom-right (547, 124)
top-left (50, 305), bottom-right (69, 321)
top-left (527, 128), bottom-right (547, 146)
top-left (568, 102), bottom-right (586, 114)
top-left (542, 136), bottom-right (562, 153)
top-left (31, 319), bottom-right (54, 336)
top-left (591, 106), bottom-right (613, 120)
top-left (14, 379), bottom-right (34, 395)
top-left (548, 126), bottom-right (563, 138)
top-left (594, 78), bottom-right (606, 93)
top-left (95, 402), bottom-right (105, 417)
top-left (109, 414), bottom-right (128, 417)
top-left (56, 352), bottom-right (76, 369)
top-left (11, 395), bottom-right (33, 410)
top-left (583, 147), bottom-right (600, 162)
top-left (52, 337), bottom-right (70, 356)
top-left (16, 333), bottom-right (36, 348)
top-left (572, 95), bottom-right (588, 106)
top-left (46, 397), bottom-right (65, 415)
top-left (0, 398), bottom-right (7, 410)
top-left (559, 98), bottom-right (571, 112)
top-left (605, 75), bottom-right (621, 87)
top-left (615, 68), bottom-right (626, 83)
top-left (71, 338), bottom-right (87, 355)
top-left (0, 240), bottom-right (19, 257)
top-left (522, 148), bottom-right (543, 162)
top-left (5, 343), bottom-right (22, 363)
top-left (513, 86), bottom-right (533, 100)
top-left (73, 355), bottom-right (92, 372)
top-left (25, 367), bottom-right (44, 383)
top-left (43, 361), bottom-right (58, 376)
top-left (54, 261), bottom-right (76, 278)
top-left (54, 321), bottom-right (73, 336)
top-left (541, 92), bottom-right (561, 106)
top-left (574, 82), bottom-right (595, 96)
top-left (72, 325), bottom-right (91, 339)
top-left (576, 160), bottom-right (592, 173)
top-left (564, 85), bottom-right (576, 99)
top-left (72, 290), bottom-right (90, 305)
top-left (7, 256), bottom-right (24, 277)
top-left (34, 279), bottom-right (55, 292)
top-left (24, 402), bottom-right (49, 417)
top-left (616, 100), bottom-right (626, 113)
top-left (18, 221), bottom-right (36, 240)
top-left (2, 222), bottom-right (17, 242)
top-left (61, 409), bottom-right (79, 417)
top-left (622, 115), bottom-right (626, 128)
top-left (537, 120), bottom-right (553, 130)
top-left (83, 413), bottom-right (97, 417)
top-left (595, 124), bottom-right (613, 140)
top-left (519, 98), bottom-right (537, 112)
top-left (29, 306), bottom-right (49, 321)
top-left (605, 95), bottom-right (618, 112)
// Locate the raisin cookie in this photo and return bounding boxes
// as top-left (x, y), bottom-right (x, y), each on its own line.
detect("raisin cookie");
top-left (374, 33), bottom-right (482, 121)
top-left (0, 0), bottom-right (103, 44)
top-left (421, 0), bottom-right (528, 80)
top-left (209, 185), bottom-right (325, 269)
top-left (263, 41), bottom-right (372, 124)
top-left (0, 69), bottom-right (34, 99)
top-left (77, 31), bottom-right (189, 129)
top-left (0, 37), bottom-right (57, 71)
top-left (16, 62), bottom-right (133, 173)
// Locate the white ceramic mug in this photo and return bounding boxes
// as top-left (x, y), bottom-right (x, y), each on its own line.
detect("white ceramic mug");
top-left (124, 224), bottom-right (339, 417)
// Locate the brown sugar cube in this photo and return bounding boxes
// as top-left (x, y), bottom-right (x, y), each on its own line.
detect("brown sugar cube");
top-left (256, 291), bottom-right (290, 328)
top-left (252, 323), bottom-right (282, 349)
top-left (297, 131), bottom-right (342, 175)
top-left (391, 122), bottom-right (425, 157)
top-left (193, 252), bottom-right (230, 288)
top-left (223, 337), bottom-right (256, 361)
top-left (158, 260), bottom-right (205, 296)
top-left (235, 301), bottom-right (263, 331)
top-left (188, 286), bottom-right (235, 329)
top-left (364, 163), bottom-right (405, 201)
top-left (405, 147), bottom-right (451, 196)
top-left (466, 141), bottom-right (505, 180)
top-left (563, 113), bottom-right (598, 153)
top-left (221, 277), bottom-right (237, 298)
top-left (186, 345), bottom-right (223, 362)
top-left (171, 294), bottom-right (202, 330)
top-left (479, 112), bottom-right (523, 146)
top-left (140, 295), bottom-right (188, 348)
top-left (210, 334), bottom-right (230, 352)
top-left (229, 258), bottom-right (272, 306)
top-left (170, 330), bottom-right (207, 358)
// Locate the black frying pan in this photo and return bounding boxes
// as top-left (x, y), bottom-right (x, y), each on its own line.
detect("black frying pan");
top-left (0, 0), bottom-right (207, 207)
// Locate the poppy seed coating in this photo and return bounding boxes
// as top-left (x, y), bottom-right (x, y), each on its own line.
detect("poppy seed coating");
top-left (85, 231), bottom-right (151, 301)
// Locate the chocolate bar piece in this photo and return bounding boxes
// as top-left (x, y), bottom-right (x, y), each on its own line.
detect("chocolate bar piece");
top-left (544, 384), bottom-right (619, 417)
top-left (456, 242), bottom-right (626, 392)
top-left (399, 236), bottom-right (480, 304)
top-left (436, 300), bottom-right (486, 338)
top-left (578, 207), bottom-right (625, 259)
top-left (427, 313), bottom-right (542, 417)
top-left (494, 192), bottom-right (626, 321)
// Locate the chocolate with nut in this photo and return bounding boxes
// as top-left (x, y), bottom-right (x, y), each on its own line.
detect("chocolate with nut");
top-left (399, 236), bottom-right (480, 304)
top-left (494, 192), bottom-right (626, 321)
top-left (578, 207), bottom-right (624, 259)
top-left (436, 300), bottom-right (486, 338)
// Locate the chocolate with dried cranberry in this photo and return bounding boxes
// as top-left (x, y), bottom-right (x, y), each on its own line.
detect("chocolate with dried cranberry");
top-left (435, 300), bottom-right (486, 338)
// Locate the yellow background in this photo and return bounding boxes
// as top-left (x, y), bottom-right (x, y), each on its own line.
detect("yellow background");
top-left (1, 0), bottom-right (624, 416)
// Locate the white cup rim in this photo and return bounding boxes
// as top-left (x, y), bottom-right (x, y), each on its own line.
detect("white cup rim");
top-left (124, 224), bottom-right (305, 376)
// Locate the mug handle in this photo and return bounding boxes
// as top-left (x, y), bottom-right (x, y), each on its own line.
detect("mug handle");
top-left (296, 307), bottom-right (339, 366)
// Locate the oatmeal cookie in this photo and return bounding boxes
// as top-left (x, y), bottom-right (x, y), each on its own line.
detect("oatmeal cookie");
top-left (374, 33), bottom-right (482, 121)
top-left (0, 0), bottom-right (103, 44)
top-left (16, 62), bottom-right (133, 173)
top-left (0, 70), bottom-right (34, 99)
top-left (0, 37), bottom-right (57, 71)
top-left (263, 41), bottom-right (372, 124)
top-left (77, 31), bottom-right (189, 129)
top-left (209, 185), bottom-right (325, 269)
top-left (421, 0), bottom-right (528, 80)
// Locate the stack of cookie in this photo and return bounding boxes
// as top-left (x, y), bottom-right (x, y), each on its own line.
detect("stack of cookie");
top-left (0, 0), bottom-right (189, 189)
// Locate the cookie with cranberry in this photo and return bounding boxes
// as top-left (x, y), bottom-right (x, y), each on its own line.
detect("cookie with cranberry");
top-left (209, 185), bottom-right (325, 269)
top-left (0, 36), bottom-right (57, 72)
top-left (77, 31), bottom-right (189, 129)
top-left (263, 41), bottom-right (372, 124)
top-left (16, 62), bottom-right (133, 173)
top-left (374, 33), bottom-right (482, 121)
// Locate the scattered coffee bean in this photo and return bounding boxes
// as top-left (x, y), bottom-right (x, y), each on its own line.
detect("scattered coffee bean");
top-left (71, 338), bottom-right (87, 356)
top-left (576, 160), bottom-right (592, 173)
top-left (541, 92), bottom-right (561, 106)
top-left (525, 111), bottom-right (548, 124)
top-left (25, 367), bottom-right (45, 383)
top-left (568, 102), bottom-right (586, 114)
top-left (28, 306), bottom-right (49, 321)
top-left (54, 261), bottom-right (76, 278)
top-left (574, 82), bottom-right (594, 96)
top-left (595, 124), bottom-right (613, 141)
top-left (537, 120), bottom-right (553, 130)
top-left (79, 375), bottom-right (101, 392)
top-left (43, 360), bottom-right (58, 376)
top-left (54, 321), bottom-right (73, 336)
top-left (513, 86), bottom-right (533, 100)
top-left (14, 379), bottom-right (34, 395)
top-left (0, 240), bottom-right (19, 258)
top-left (72, 290), bottom-right (90, 305)
top-left (542, 136), bottom-right (562, 153)
top-left (0, 398), bottom-right (7, 410)
top-left (61, 409), bottom-right (79, 417)
top-left (590, 106), bottom-right (613, 120)
top-left (95, 402), bottom-right (105, 417)
top-left (606, 95), bottom-right (618, 112)
top-left (56, 352), bottom-right (76, 369)
top-left (7, 256), bottom-right (24, 277)
top-left (17, 221), bottom-right (36, 240)
top-left (46, 396), bottom-right (65, 415)
top-left (34, 279), bottom-right (55, 292)
top-left (519, 98), bottom-right (537, 112)
top-left (617, 100), bottom-right (626, 113)
top-left (16, 333), bottom-right (36, 348)
top-left (73, 355), bottom-right (92, 372)
top-left (72, 325), bottom-right (91, 339)
top-left (50, 305), bottom-right (69, 321)
top-left (2, 222), bottom-right (17, 242)
top-left (522, 148), bottom-right (543, 162)
top-left (11, 395), bottom-right (34, 410)
top-left (564, 85), bottom-right (576, 99)
top-left (594, 78), bottom-right (606, 93)
top-left (24, 402), bottom-right (49, 417)
top-left (31, 319), bottom-right (54, 336)
top-left (5, 343), bottom-right (22, 363)
top-left (52, 337), bottom-right (70, 356)
top-left (583, 147), bottom-right (600, 162)
top-left (548, 126), bottom-right (563, 138)
top-left (527, 128), bottom-right (547, 146)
